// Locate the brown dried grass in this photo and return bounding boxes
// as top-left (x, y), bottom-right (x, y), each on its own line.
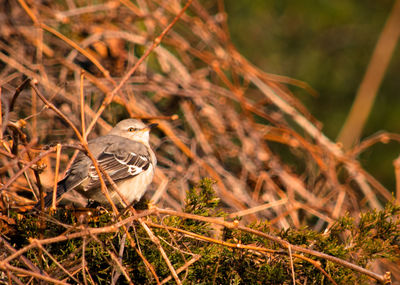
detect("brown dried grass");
top-left (0, 0), bottom-right (398, 283)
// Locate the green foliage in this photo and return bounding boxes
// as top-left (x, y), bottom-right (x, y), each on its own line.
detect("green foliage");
top-left (184, 178), bottom-right (221, 216)
top-left (4, 180), bottom-right (400, 284)
top-left (330, 201), bottom-right (400, 265)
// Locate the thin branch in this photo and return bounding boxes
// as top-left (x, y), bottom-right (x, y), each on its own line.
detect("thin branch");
top-left (85, 0), bottom-right (194, 136)
top-left (160, 254), bottom-right (201, 285)
top-left (288, 244), bottom-right (296, 285)
top-left (51, 143), bottom-right (62, 210)
top-left (0, 263), bottom-right (70, 285)
top-left (9, 77), bottom-right (30, 112)
top-left (30, 81), bottom-right (119, 213)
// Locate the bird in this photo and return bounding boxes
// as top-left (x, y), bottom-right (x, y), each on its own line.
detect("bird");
top-left (38, 119), bottom-right (157, 209)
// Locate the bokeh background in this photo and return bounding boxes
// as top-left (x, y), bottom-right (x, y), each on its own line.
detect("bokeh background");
top-left (225, 0), bottom-right (400, 190)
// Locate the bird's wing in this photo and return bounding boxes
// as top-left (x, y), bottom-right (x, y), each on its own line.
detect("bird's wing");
top-left (85, 140), bottom-right (151, 190)
top-left (39, 136), bottom-right (152, 208)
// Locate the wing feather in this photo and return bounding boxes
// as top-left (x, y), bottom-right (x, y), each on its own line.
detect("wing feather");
top-left (86, 146), bottom-right (151, 190)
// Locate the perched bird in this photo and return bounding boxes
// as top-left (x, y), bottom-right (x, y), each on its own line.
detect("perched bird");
top-left (39, 119), bottom-right (157, 208)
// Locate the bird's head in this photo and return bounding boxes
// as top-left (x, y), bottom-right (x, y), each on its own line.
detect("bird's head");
top-left (109, 119), bottom-right (158, 145)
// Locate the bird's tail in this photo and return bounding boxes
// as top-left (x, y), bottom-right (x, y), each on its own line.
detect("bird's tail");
top-left (34, 179), bottom-right (68, 209)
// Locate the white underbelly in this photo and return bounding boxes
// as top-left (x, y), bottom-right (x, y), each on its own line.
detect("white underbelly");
top-left (107, 164), bottom-right (154, 206)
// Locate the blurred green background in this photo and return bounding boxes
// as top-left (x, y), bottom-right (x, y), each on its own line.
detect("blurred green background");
top-left (225, 0), bottom-right (400, 190)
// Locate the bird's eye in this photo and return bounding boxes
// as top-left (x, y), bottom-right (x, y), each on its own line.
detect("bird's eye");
top-left (128, 127), bottom-right (136, 132)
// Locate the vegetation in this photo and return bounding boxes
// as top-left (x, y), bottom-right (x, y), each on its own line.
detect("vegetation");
top-left (2, 180), bottom-right (399, 284)
top-left (0, 0), bottom-right (399, 284)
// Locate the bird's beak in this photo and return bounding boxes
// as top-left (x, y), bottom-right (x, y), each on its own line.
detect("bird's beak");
top-left (147, 123), bottom-right (158, 130)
